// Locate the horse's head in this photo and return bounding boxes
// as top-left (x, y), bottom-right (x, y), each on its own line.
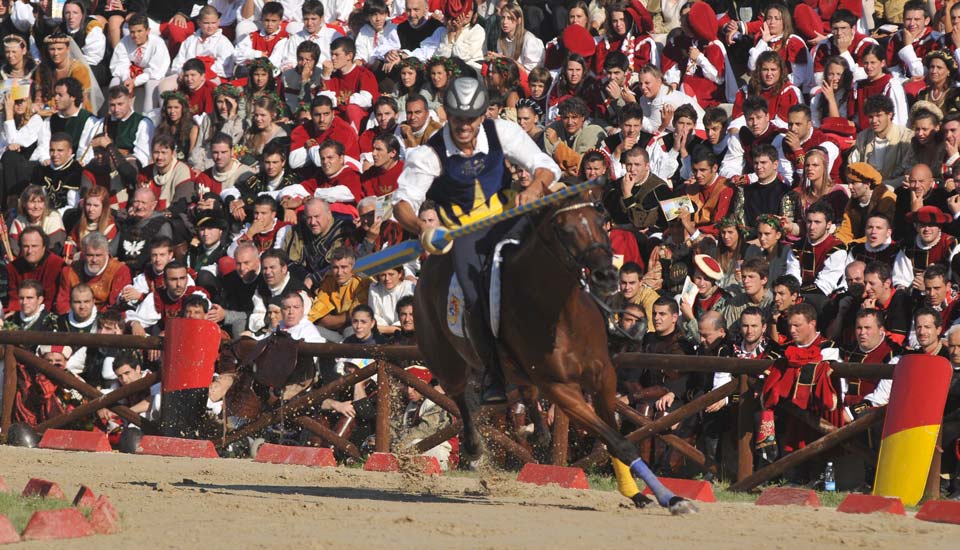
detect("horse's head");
top-left (544, 185), bottom-right (618, 297)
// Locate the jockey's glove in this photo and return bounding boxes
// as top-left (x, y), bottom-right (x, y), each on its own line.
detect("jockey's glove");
top-left (421, 227), bottom-right (453, 255)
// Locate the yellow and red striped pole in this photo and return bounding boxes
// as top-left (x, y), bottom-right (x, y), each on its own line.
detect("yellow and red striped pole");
top-left (872, 354), bottom-right (953, 505)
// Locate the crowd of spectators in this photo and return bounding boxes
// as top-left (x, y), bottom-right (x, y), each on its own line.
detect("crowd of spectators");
top-left (0, 0), bottom-right (957, 490)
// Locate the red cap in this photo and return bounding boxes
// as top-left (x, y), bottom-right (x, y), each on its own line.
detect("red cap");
top-left (406, 366), bottom-right (433, 385)
top-left (906, 206), bottom-right (952, 225)
top-left (694, 254), bottom-right (723, 282)
top-left (443, 0), bottom-right (473, 21)
top-left (562, 25), bottom-right (596, 58)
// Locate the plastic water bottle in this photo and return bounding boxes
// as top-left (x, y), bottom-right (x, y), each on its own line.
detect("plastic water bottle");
top-left (824, 462), bottom-right (836, 492)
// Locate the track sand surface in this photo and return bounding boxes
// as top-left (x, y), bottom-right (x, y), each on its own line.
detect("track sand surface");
top-left (0, 446), bottom-right (955, 549)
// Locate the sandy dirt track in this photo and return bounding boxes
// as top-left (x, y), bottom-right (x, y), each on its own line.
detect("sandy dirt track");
top-left (0, 445), bottom-right (956, 549)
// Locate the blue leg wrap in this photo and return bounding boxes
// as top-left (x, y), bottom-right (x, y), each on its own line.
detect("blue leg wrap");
top-left (630, 457), bottom-right (675, 507)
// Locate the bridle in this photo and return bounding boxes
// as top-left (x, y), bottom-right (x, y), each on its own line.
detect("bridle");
top-left (542, 200), bottom-right (613, 276)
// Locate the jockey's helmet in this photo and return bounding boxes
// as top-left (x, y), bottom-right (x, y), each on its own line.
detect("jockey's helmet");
top-left (444, 77), bottom-right (488, 119)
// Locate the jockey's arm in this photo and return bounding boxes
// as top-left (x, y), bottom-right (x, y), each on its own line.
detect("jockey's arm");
top-left (518, 167), bottom-right (555, 204)
top-left (394, 199), bottom-right (423, 235)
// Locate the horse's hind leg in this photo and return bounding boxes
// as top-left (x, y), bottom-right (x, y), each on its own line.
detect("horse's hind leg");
top-left (540, 382), bottom-right (696, 515)
top-left (518, 385), bottom-right (551, 447)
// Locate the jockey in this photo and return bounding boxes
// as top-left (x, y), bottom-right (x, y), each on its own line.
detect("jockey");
top-left (393, 77), bottom-right (562, 404)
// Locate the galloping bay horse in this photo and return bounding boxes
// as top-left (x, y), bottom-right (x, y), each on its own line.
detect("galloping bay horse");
top-left (414, 185), bottom-right (696, 514)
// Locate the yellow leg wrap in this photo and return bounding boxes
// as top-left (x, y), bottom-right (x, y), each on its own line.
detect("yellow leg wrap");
top-left (612, 457), bottom-right (640, 498)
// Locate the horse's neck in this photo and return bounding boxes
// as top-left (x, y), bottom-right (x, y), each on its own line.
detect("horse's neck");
top-left (507, 225), bottom-right (580, 312)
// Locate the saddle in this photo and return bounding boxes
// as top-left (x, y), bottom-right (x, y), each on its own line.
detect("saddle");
top-left (240, 331), bottom-right (301, 389)
top-left (446, 238), bottom-right (522, 339)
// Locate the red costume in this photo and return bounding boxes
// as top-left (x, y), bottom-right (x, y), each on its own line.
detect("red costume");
top-left (885, 27), bottom-right (939, 86)
top-left (682, 175), bottom-right (734, 236)
top-left (301, 166), bottom-right (363, 203)
top-left (591, 1), bottom-right (655, 74)
top-left (6, 253), bottom-right (65, 312)
top-left (811, 32), bottom-right (878, 74)
top-left (323, 64), bottom-right (380, 130)
top-left (238, 220), bottom-right (293, 252)
top-left (249, 25), bottom-right (289, 57)
top-left (610, 228), bottom-right (642, 269)
top-left (732, 83), bottom-right (803, 125)
top-left (782, 128), bottom-right (842, 182)
top-left (797, 234), bottom-right (846, 291)
top-left (849, 74), bottom-right (897, 130)
top-left (153, 286), bottom-right (210, 328)
top-left (184, 80), bottom-right (217, 116)
top-left (842, 339), bottom-right (897, 407)
top-left (661, 2), bottom-right (729, 107)
top-left (289, 117), bottom-right (361, 178)
top-left (762, 333), bottom-right (843, 452)
top-left (360, 161), bottom-right (404, 198)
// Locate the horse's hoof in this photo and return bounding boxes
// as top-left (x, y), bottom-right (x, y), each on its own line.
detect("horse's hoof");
top-left (668, 496), bottom-right (699, 515)
top-left (631, 493), bottom-right (654, 508)
top-left (6, 423), bottom-right (39, 448)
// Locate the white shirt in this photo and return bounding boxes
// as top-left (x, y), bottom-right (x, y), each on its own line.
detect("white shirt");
top-left (126, 289), bottom-right (211, 329)
top-left (368, 280), bottom-right (415, 328)
top-left (111, 34), bottom-right (171, 86)
top-left (639, 86), bottom-right (705, 134)
top-left (271, 26), bottom-right (341, 72)
top-left (892, 236), bottom-right (960, 289)
top-left (68, 25), bottom-right (106, 67)
top-left (420, 24), bottom-right (486, 70)
top-left (394, 118), bottom-right (562, 213)
top-left (1, 115), bottom-right (42, 156)
top-left (322, 0), bottom-right (355, 24)
top-left (280, 316), bottom-right (325, 343)
top-left (487, 31), bottom-right (545, 73)
top-left (32, 112), bottom-right (101, 166)
top-left (227, 220), bottom-right (293, 257)
top-left (169, 30), bottom-right (236, 78)
top-left (807, 234), bottom-right (848, 296)
top-left (355, 22), bottom-right (402, 64)
top-left (720, 131), bottom-right (794, 185)
top-left (111, 112), bottom-right (155, 167)
top-left (249, 272), bottom-right (313, 332)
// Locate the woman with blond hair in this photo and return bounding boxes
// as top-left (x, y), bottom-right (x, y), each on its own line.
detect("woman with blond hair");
top-left (485, 2), bottom-right (544, 73)
top-left (784, 147), bottom-right (848, 238)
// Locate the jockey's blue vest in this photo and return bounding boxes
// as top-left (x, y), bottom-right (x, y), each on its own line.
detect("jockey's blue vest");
top-left (426, 119), bottom-right (510, 228)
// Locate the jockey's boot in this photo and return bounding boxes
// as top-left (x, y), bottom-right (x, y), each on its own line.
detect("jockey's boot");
top-left (465, 311), bottom-right (508, 405)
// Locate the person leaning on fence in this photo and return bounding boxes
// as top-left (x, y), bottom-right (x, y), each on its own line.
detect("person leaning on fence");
top-left (759, 302), bottom-right (842, 478)
top-left (390, 365), bottom-right (455, 471)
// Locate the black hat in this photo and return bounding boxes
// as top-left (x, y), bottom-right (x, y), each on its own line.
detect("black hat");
top-left (195, 210), bottom-right (228, 230)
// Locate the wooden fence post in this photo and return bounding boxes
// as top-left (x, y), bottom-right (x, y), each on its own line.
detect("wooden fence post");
top-left (375, 361), bottom-right (392, 453)
top-left (924, 428), bottom-right (943, 501)
top-left (736, 375), bottom-right (754, 482)
top-left (551, 409), bottom-right (569, 466)
top-left (1, 345), bottom-right (16, 439)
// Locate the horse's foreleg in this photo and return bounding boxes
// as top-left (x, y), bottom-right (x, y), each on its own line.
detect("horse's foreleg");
top-left (591, 380), bottom-right (648, 507)
top-left (542, 382), bottom-right (696, 514)
top-left (453, 391), bottom-right (483, 463)
top-left (518, 385), bottom-right (551, 447)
